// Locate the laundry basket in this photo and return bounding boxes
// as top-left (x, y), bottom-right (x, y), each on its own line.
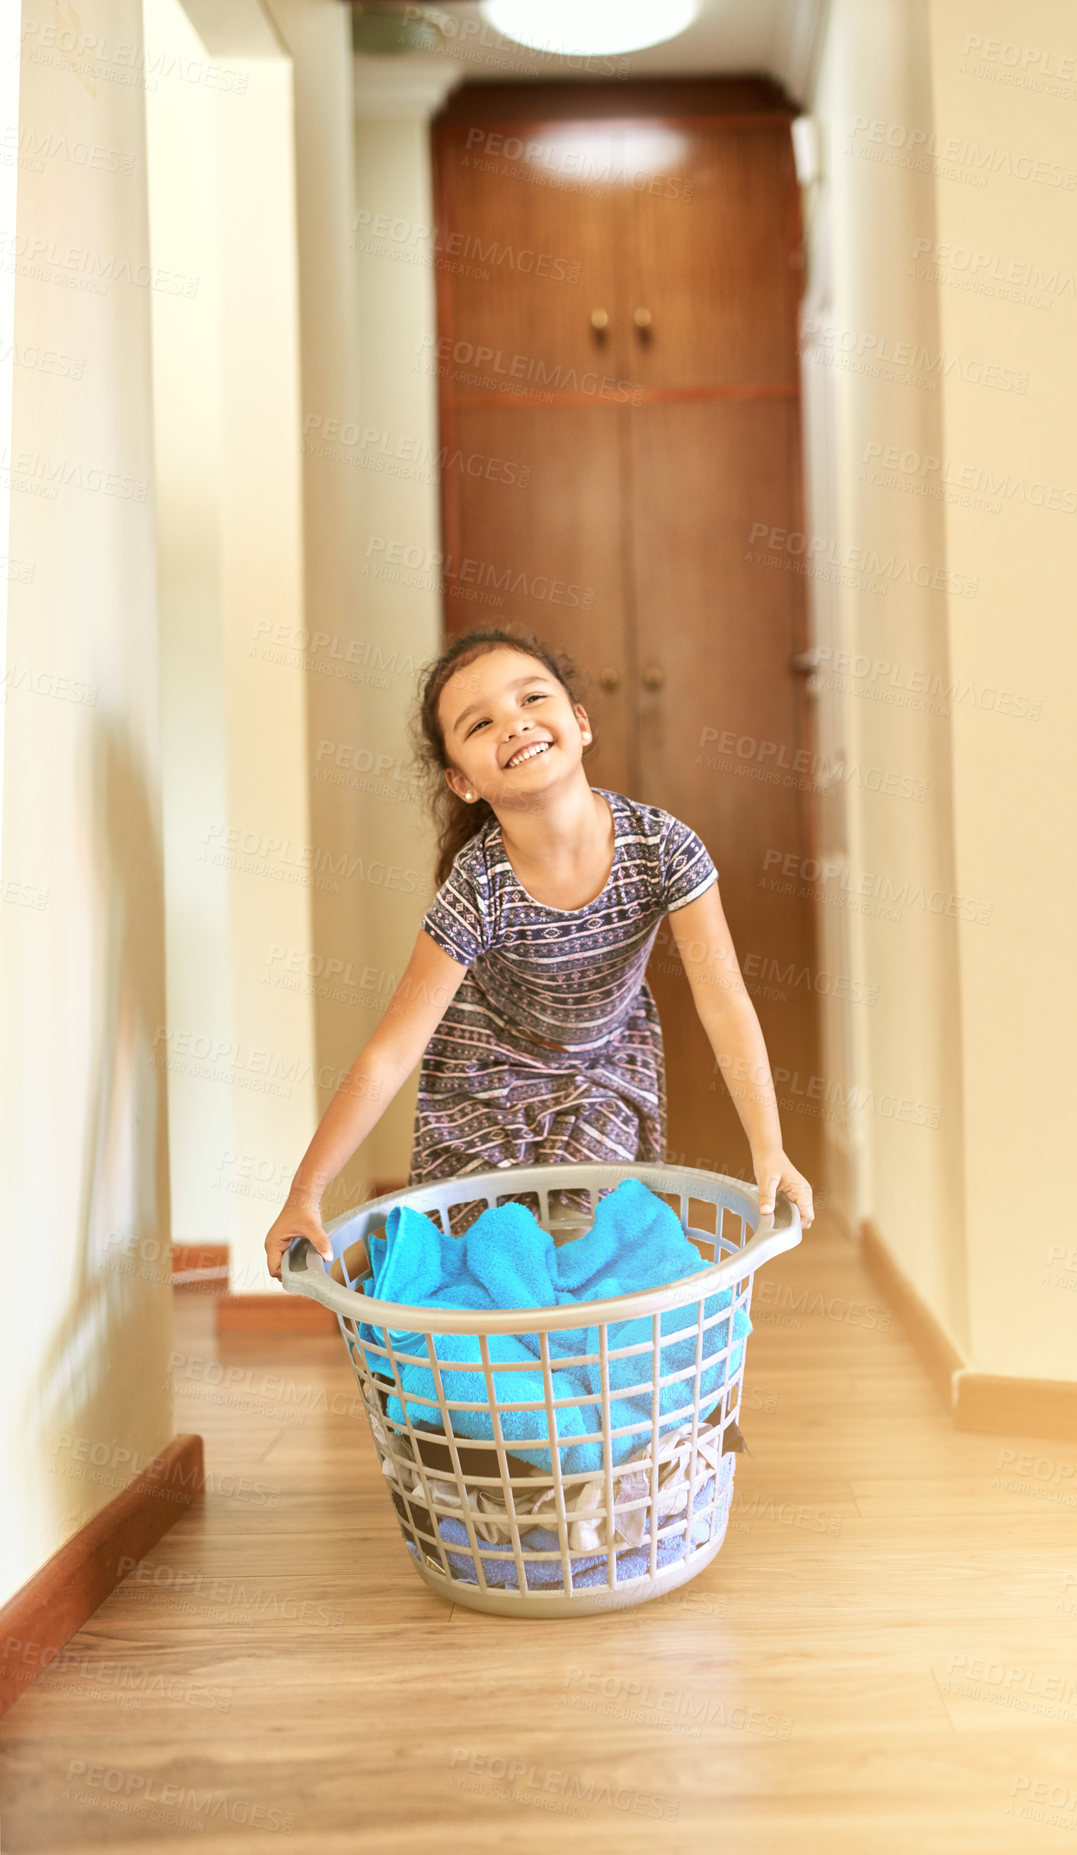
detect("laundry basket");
top-left (281, 1161), bottom-right (800, 1618)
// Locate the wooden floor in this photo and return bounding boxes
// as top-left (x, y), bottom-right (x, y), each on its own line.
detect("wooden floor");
top-left (3, 1214), bottom-right (1076, 1854)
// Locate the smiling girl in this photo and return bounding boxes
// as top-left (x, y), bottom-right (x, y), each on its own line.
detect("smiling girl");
top-left (265, 625), bottom-right (813, 1277)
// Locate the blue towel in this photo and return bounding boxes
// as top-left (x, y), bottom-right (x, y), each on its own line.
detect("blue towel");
top-left (357, 1177), bottom-right (750, 1476)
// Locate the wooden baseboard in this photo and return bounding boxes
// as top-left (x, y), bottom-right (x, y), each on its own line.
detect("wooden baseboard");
top-left (172, 1243), bottom-right (229, 1287)
top-left (858, 1217), bottom-right (965, 1408)
top-left (0, 1433), bottom-right (204, 1720)
top-left (952, 1371), bottom-right (1077, 1438)
top-left (215, 1293), bottom-right (338, 1334)
top-left (204, 1181), bottom-right (405, 1326)
top-left (210, 1183), bottom-right (409, 1332)
top-left (859, 1218), bottom-right (1077, 1437)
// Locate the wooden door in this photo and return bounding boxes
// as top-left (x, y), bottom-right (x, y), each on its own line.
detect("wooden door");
top-left (630, 397), bottom-right (819, 1180)
top-left (619, 119), bottom-right (801, 389)
top-left (442, 400), bottom-right (632, 796)
top-left (617, 116), bottom-right (818, 1179)
top-left (432, 83), bottom-right (821, 1186)
top-left (433, 115), bottom-right (632, 793)
top-left (431, 119), bottom-right (620, 379)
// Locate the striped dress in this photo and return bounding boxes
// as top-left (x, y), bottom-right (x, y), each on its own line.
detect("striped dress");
top-left (408, 787), bottom-right (718, 1220)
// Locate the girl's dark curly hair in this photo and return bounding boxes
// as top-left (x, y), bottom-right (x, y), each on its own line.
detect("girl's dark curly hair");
top-left (408, 624), bottom-right (595, 888)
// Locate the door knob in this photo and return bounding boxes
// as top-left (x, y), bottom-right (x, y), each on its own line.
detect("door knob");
top-left (633, 306), bottom-right (652, 331)
top-left (642, 663), bottom-right (665, 690)
top-left (597, 666), bottom-right (620, 692)
top-left (590, 308), bottom-right (609, 331)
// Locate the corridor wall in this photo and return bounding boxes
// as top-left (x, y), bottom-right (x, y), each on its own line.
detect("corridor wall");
top-left (0, 0), bottom-right (174, 1604)
top-left (928, 0), bottom-right (1075, 1380)
top-left (256, 5), bottom-right (447, 1214)
top-left (803, 0), bottom-right (1076, 1382)
top-left (143, 0), bottom-right (319, 1296)
top-left (801, 0), bottom-right (968, 1350)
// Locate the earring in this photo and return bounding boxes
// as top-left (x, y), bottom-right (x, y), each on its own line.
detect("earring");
top-left (582, 732), bottom-right (591, 742)
top-left (464, 790), bottom-right (473, 801)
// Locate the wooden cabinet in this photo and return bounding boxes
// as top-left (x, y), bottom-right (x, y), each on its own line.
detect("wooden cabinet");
top-left (432, 80), bottom-right (821, 1184)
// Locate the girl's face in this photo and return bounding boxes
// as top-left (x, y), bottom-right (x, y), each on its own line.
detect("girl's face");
top-left (438, 647), bottom-right (592, 813)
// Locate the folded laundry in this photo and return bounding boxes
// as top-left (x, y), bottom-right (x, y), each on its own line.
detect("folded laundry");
top-left (531, 1419), bottom-right (726, 1555)
top-left (410, 1466), bottom-right (734, 1593)
top-left (354, 1177), bottom-right (751, 1477)
top-left (392, 1421), bottom-right (728, 1557)
top-left (363, 1377), bottom-right (745, 1557)
top-left (363, 1376), bottom-right (544, 1550)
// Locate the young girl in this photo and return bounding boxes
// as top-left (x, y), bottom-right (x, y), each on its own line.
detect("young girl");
top-left (265, 626), bottom-right (813, 1277)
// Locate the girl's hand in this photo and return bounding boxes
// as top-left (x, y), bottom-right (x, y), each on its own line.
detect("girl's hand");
top-left (752, 1148), bottom-right (814, 1230)
top-left (264, 1192), bottom-right (334, 1282)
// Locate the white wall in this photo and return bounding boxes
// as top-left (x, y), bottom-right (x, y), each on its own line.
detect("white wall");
top-left (345, 83), bottom-right (454, 1190)
top-left (927, 0), bottom-right (1076, 1378)
top-left (144, 0), bottom-right (318, 1291)
top-left (803, 0), bottom-right (1075, 1380)
top-left (803, 0), bottom-right (968, 1345)
top-left (146, 0), bottom-right (458, 1291)
top-left (0, 0), bottom-right (173, 1603)
top-left (150, 2), bottom-right (449, 1244)
top-left (229, 32), bottom-right (459, 1205)
top-left (258, 2), bottom-right (430, 1212)
top-left (143, 0), bottom-right (232, 1254)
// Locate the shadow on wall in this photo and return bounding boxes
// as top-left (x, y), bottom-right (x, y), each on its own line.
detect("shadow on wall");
top-left (19, 719), bottom-right (175, 1552)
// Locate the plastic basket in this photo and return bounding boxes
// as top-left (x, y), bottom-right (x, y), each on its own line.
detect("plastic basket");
top-left (281, 1161), bottom-right (800, 1618)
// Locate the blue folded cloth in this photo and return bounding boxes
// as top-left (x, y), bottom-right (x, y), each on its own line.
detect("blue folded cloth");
top-left (357, 1177), bottom-right (750, 1476)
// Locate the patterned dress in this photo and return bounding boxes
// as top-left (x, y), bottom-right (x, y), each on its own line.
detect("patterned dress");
top-left (408, 787), bottom-right (718, 1223)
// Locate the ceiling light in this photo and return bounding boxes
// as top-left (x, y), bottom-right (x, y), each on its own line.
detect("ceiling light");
top-left (479, 0), bottom-right (701, 59)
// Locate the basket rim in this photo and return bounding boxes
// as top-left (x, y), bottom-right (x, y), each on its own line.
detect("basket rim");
top-left (283, 1161), bottom-right (801, 1335)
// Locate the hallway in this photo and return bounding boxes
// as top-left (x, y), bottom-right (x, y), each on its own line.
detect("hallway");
top-left (3, 1225), bottom-right (1074, 1853)
top-left (3, 0), bottom-right (1076, 1845)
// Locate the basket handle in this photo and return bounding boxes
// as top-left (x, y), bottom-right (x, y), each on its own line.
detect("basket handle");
top-left (280, 1187), bottom-right (801, 1332)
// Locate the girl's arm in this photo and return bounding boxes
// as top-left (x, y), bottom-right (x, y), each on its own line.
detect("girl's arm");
top-left (264, 930), bottom-right (470, 1277)
top-left (666, 885), bottom-right (814, 1229)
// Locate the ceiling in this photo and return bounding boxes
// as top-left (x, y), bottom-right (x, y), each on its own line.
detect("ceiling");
top-left (394, 0), bottom-right (828, 105)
